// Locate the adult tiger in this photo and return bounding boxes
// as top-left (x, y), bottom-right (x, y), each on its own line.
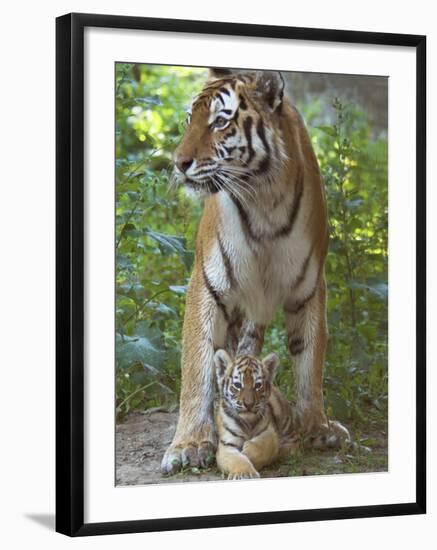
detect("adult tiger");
top-left (161, 68), bottom-right (349, 475)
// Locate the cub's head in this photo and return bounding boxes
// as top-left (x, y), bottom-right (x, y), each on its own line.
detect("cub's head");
top-left (173, 68), bottom-right (286, 198)
top-left (214, 350), bottom-right (279, 414)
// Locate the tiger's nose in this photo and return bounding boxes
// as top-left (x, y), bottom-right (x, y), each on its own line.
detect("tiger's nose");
top-left (244, 400), bottom-right (254, 411)
top-left (176, 156), bottom-right (194, 174)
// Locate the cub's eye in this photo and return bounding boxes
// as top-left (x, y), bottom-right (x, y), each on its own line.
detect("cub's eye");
top-left (254, 382), bottom-right (263, 390)
top-left (233, 381), bottom-right (242, 389)
top-left (213, 116), bottom-right (228, 129)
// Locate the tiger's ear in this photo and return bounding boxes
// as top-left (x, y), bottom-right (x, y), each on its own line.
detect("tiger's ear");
top-left (254, 71), bottom-right (284, 111)
top-left (262, 353), bottom-right (279, 381)
top-left (214, 349), bottom-right (233, 383)
top-left (209, 67), bottom-right (233, 79)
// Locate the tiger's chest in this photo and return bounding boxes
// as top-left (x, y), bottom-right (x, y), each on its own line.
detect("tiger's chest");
top-left (242, 247), bottom-right (310, 324)
top-left (204, 192), bottom-right (318, 325)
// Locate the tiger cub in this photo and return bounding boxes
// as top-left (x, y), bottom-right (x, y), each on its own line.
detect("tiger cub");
top-left (214, 349), bottom-right (297, 479)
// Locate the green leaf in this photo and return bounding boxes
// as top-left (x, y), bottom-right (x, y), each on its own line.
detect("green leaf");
top-left (152, 302), bottom-right (178, 316)
top-left (168, 285), bottom-right (187, 295)
top-left (345, 198), bottom-right (364, 210)
top-left (367, 282), bottom-right (388, 300)
top-left (116, 322), bottom-right (166, 370)
top-left (135, 96), bottom-right (162, 106)
top-left (145, 230), bottom-right (192, 267)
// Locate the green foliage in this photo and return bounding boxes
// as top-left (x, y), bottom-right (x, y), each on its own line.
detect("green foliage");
top-left (319, 98), bottom-right (387, 428)
top-left (115, 64), bottom-right (388, 433)
top-left (115, 64), bottom-right (205, 419)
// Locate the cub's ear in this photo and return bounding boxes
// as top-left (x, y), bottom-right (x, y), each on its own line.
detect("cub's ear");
top-left (262, 353), bottom-right (280, 381)
top-left (209, 67), bottom-right (233, 79)
top-left (254, 71), bottom-right (284, 111)
top-left (214, 349), bottom-right (233, 382)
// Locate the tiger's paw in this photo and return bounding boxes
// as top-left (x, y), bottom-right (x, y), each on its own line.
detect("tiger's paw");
top-left (306, 419), bottom-right (351, 450)
top-left (161, 440), bottom-right (216, 476)
top-left (226, 468), bottom-right (260, 480)
top-left (226, 472), bottom-right (260, 480)
top-left (222, 458), bottom-right (260, 480)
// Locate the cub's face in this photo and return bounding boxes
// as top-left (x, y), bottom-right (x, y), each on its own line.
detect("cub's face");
top-left (214, 350), bottom-right (279, 414)
top-left (172, 69), bottom-right (285, 199)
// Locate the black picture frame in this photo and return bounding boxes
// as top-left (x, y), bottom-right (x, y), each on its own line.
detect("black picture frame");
top-left (56, 12), bottom-right (426, 537)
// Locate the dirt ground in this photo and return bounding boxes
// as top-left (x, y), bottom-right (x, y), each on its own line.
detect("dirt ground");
top-left (116, 410), bottom-right (388, 486)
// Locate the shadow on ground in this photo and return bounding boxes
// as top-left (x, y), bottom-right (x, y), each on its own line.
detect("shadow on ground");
top-left (25, 514), bottom-right (55, 531)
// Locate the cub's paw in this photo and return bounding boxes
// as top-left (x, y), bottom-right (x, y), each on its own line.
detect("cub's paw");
top-left (307, 420), bottom-right (351, 450)
top-left (222, 458), bottom-right (260, 480)
top-left (226, 470), bottom-right (260, 481)
top-left (161, 440), bottom-right (216, 476)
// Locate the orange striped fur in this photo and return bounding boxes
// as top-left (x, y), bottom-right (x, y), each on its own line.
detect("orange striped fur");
top-left (214, 351), bottom-right (298, 479)
top-left (161, 68), bottom-right (350, 476)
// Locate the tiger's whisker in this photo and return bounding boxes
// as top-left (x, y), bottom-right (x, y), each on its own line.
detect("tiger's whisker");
top-left (217, 171), bottom-right (256, 203)
top-left (215, 173), bottom-right (250, 209)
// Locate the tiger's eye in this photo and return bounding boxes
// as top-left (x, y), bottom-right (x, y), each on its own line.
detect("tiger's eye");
top-left (255, 382), bottom-right (262, 390)
top-left (214, 116), bottom-right (227, 128)
top-left (233, 381), bottom-right (242, 389)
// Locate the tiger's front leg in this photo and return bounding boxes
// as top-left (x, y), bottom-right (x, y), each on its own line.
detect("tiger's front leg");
top-left (216, 444), bottom-right (260, 479)
top-left (160, 268), bottom-right (227, 475)
top-left (284, 276), bottom-right (350, 448)
top-left (242, 426), bottom-right (280, 471)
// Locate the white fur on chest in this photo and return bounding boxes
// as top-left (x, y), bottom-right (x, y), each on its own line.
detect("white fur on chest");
top-left (204, 192), bottom-right (316, 325)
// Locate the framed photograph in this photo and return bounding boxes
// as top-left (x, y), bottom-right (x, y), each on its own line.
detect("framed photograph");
top-left (56, 12), bottom-right (426, 536)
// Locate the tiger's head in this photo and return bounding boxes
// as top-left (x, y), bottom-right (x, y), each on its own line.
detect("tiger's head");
top-left (173, 68), bottom-right (286, 199)
top-left (214, 350), bottom-right (279, 414)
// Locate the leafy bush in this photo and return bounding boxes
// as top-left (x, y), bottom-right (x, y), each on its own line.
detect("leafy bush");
top-left (115, 64), bottom-right (388, 432)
